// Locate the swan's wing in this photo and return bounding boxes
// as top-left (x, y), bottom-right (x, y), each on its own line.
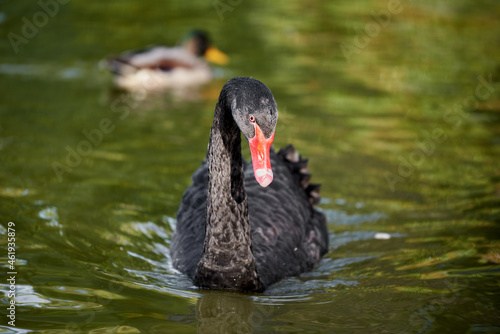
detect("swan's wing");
top-left (170, 164), bottom-right (208, 277)
top-left (247, 148), bottom-right (329, 287)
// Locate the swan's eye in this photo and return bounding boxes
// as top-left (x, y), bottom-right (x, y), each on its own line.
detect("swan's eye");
top-left (249, 115), bottom-right (256, 123)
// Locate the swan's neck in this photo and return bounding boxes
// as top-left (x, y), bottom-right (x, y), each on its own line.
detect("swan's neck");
top-left (194, 104), bottom-right (263, 292)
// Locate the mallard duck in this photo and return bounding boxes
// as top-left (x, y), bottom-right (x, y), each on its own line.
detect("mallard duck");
top-left (101, 30), bottom-right (229, 92)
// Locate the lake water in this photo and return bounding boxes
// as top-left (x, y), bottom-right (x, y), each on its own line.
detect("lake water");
top-left (1, 0), bottom-right (499, 333)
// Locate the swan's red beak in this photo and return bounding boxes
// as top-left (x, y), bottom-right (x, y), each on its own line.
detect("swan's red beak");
top-left (249, 124), bottom-right (274, 188)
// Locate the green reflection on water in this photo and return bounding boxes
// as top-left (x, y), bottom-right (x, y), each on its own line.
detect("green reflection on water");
top-left (1, 0), bottom-right (499, 332)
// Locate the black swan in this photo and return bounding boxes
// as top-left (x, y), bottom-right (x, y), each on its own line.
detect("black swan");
top-left (170, 77), bottom-right (329, 292)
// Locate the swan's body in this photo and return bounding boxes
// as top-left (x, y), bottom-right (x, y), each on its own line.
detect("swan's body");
top-left (170, 77), bottom-right (328, 292)
top-left (101, 31), bottom-right (228, 92)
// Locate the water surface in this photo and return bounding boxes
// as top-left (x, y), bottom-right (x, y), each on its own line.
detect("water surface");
top-left (1, 0), bottom-right (499, 333)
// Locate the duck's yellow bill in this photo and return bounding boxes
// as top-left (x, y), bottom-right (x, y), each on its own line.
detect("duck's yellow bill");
top-left (205, 46), bottom-right (229, 66)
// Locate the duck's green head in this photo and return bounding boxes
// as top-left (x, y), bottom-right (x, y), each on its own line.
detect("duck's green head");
top-left (182, 30), bottom-right (229, 65)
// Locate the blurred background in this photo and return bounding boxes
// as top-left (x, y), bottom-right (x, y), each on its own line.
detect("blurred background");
top-left (0, 0), bottom-right (499, 332)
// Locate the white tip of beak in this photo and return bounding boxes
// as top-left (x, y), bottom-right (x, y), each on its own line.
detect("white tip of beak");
top-left (255, 169), bottom-right (273, 187)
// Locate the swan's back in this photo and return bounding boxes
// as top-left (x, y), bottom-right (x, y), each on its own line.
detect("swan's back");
top-left (245, 146), bottom-right (328, 286)
top-left (171, 146), bottom-right (328, 288)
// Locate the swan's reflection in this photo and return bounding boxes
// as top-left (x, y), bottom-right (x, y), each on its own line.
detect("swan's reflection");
top-left (196, 291), bottom-right (277, 333)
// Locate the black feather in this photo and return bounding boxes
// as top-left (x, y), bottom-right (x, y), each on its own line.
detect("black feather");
top-left (170, 77), bottom-right (328, 292)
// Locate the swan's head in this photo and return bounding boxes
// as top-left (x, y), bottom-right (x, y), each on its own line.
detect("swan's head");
top-left (222, 77), bottom-right (278, 187)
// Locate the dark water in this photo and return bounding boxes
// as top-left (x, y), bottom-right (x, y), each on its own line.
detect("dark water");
top-left (1, 0), bottom-right (500, 333)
